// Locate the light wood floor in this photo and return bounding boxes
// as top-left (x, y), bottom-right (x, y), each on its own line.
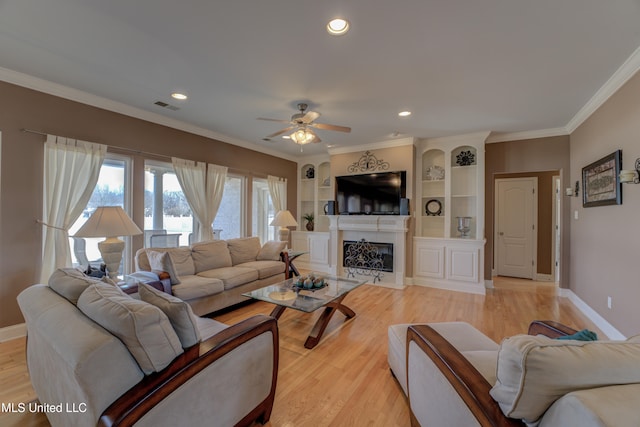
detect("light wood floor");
top-left (0, 277), bottom-right (603, 427)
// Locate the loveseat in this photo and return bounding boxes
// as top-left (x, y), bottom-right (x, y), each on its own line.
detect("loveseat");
top-left (135, 237), bottom-right (287, 316)
top-left (17, 268), bottom-right (279, 427)
top-left (388, 320), bottom-right (640, 426)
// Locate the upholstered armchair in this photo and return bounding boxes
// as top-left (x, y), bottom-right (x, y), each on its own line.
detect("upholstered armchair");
top-left (389, 320), bottom-right (640, 426)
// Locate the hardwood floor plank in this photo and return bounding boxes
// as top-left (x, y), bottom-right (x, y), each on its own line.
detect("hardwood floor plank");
top-left (0, 278), bottom-right (606, 426)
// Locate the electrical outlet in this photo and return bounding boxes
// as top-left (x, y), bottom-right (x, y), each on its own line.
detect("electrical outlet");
top-left (574, 210), bottom-right (579, 220)
top-left (607, 296), bottom-right (612, 309)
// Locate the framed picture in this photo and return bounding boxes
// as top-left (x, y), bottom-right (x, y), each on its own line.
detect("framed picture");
top-left (582, 150), bottom-right (622, 207)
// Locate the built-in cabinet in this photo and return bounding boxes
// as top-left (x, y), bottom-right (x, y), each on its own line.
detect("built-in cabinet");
top-left (299, 159), bottom-right (332, 232)
top-left (291, 231), bottom-right (330, 272)
top-left (294, 156), bottom-right (332, 272)
top-left (414, 132), bottom-right (489, 294)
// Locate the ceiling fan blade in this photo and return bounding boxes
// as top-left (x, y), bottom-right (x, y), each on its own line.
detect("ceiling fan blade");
top-left (266, 126), bottom-right (294, 138)
top-left (257, 117), bottom-right (290, 123)
top-left (306, 128), bottom-right (321, 143)
top-left (301, 111), bottom-right (320, 123)
top-left (310, 122), bottom-right (351, 133)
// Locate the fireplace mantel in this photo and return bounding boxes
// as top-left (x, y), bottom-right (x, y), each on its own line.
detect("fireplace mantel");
top-left (328, 215), bottom-right (411, 289)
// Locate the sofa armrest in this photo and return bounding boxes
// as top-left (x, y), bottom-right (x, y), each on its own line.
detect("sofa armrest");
top-left (527, 320), bottom-right (577, 338)
top-left (407, 325), bottom-right (523, 427)
top-left (99, 314), bottom-right (279, 427)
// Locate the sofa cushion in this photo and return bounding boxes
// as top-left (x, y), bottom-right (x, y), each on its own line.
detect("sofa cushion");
top-left (257, 241), bottom-right (287, 261)
top-left (77, 281), bottom-right (183, 375)
top-left (237, 260), bottom-right (284, 279)
top-left (147, 250), bottom-right (181, 285)
top-left (191, 240), bottom-right (232, 272)
top-left (197, 266), bottom-right (259, 290)
top-left (489, 334), bottom-right (640, 423)
top-left (138, 282), bottom-right (201, 348)
top-left (539, 383), bottom-right (640, 427)
top-left (48, 267), bottom-right (100, 304)
top-left (171, 275), bottom-right (225, 301)
top-left (194, 316), bottom-right (229, 341)
top-left (227, 237), bottom-right (261, 265)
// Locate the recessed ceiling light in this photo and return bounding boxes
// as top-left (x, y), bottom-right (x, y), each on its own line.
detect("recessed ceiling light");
top-left (327, 18), bottom-right (350, 35)
top-left (282, 135), bottom-right (291, 139)
top-left (171, 92), bottom-right (188, 100)
top-left (398, 111), bottom-right (412, 117)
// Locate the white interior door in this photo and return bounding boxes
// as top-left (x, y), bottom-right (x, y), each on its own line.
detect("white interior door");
top-left (495, 178), bottom-right (537, 279)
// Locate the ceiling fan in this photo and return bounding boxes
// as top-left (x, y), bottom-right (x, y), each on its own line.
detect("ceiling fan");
top-left (258, 103), bottom-right (351, 144)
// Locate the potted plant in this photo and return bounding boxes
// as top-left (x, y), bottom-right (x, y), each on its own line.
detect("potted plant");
top-left (303, 213), bottom-right (315, 231)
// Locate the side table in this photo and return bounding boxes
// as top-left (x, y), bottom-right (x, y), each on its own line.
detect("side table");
top-left (118, 275), bottom-right (172, 295)
top-left (280, 250), bottom-right (308, 279)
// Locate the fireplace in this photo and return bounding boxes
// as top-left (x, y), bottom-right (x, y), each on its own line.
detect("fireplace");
top-left (328, 215), bottom-right (410, 289)
top-left (342, 240), bottom-right (394, 272)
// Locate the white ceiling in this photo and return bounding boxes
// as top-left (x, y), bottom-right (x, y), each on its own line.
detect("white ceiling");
top-left (2, 0), bottom-right (640, 159)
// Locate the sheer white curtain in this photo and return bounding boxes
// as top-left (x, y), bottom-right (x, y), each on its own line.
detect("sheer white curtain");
top-left (41, 135), bottom-right (106, 282)
top-left (267, 175), bottom-right (287, 211)
top-left (172, 158), bottom-right (227, 242)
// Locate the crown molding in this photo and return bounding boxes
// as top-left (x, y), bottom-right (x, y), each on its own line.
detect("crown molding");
top-left (0, 66), bottom-right (298, 162)
top-left (327, 137), bottom-right (416, 156)
top-left (486, 127), bottom-right (568, 144)
top-left (565, 45), bottom-right (640, 134)
top-left (422, 131), bottom-right (492, 145)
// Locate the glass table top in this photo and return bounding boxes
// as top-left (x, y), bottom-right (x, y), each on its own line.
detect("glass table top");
top-left (243, 274), bottom-right (366, 313)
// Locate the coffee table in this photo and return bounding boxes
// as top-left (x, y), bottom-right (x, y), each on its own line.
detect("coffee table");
top-left (243, 275), bottom-right (366, 349)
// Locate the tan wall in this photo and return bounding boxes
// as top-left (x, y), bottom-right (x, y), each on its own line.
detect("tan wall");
top-left (485, 136), bottom-right (571, 285)
top-left (330, 144), bottom-right (416, 275)
top-left (0, 81), bottom-right (297, 328)
top-left (569, 71), bottom-right (640, 338)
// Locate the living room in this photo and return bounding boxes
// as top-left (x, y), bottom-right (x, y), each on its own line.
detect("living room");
top-left (2, 2), bottom-right (640, 426)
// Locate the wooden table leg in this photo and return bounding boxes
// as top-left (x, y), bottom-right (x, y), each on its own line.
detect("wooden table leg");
top-left (270, 305), bottom-right (287, 320)
top-left (304, 294), bottom-right (355, 349)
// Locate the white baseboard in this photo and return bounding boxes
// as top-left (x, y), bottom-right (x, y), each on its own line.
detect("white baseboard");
top-left (0, 323), bottom-right (26, 342)
top-left (535, 273), bottom-right (554, 282)
top-left (485, 279), bottom-right (494, 289)
top-left (412, 277), bottom-right (486, 295)
top-left (560, 289), bottom-right (626, 340)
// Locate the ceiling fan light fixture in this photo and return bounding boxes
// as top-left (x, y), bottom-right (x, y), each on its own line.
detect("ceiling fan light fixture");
top-left (327, 18), bottom-right (350, 35)
top-left (290, 127), bottom-right (315, 145)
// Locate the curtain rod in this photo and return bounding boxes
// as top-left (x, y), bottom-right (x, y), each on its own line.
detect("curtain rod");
top-left (20, 128), bottom-right (268, 178)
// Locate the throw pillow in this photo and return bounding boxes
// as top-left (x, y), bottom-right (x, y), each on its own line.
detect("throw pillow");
top-left (48, 267), bottom-right (100, 305)
top-left (555, 329), bottom-right (598, 341)
top-left (257, 240), bottom-right (287, 261)
top-left (147, 250), bottom-right (181, 285)
top-left (164, 247), bottom-right (196, 277)
top-left (77, 281), bottom-right (183, 375)
top-left (489, 334), bottom-right (640, 424)
top-left (138, 282), bottom-right (201, 348)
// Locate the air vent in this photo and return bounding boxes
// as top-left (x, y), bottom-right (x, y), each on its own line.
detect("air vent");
top-left (153, 101), bottom-right (180, 111)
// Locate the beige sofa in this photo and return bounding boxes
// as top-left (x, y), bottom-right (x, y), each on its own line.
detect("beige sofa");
top-left (388, 321), bottom-right (640, 426)
top-left (135, 237), bottom-right (287, 316)
top-left (17, 268), bottom-right (279, 427)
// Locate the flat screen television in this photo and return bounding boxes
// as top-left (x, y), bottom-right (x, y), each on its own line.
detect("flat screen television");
top-left (335, 171), bottom-right (406, 215)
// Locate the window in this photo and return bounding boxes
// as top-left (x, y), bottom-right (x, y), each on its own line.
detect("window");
top-left (69, 155), bottom-right (132, 274)
top-left (252, 178), bottom-right (275, 243)
top-left (144, 160), bottom-right (192, 247)
top-left (213, 175), bottom-right (245, 240)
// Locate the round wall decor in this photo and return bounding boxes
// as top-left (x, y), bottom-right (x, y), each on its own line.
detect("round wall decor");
top-left (425, 199), bottom-right (442, 216)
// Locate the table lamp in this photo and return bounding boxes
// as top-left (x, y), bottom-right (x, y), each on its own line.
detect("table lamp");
top-left (74, 206), bottom-right (142, 279)
top-left (270, 210), bottom-right (298, 242)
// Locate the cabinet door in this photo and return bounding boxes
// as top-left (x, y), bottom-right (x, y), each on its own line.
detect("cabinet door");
top-left (308, 235), bottom-right (329, 265)
top-left (446, 246), bottom-right (478, 282)
top-left (414, 244), bottom-right (445, 279)
top-left (291, 232), bottom-right (310, 263)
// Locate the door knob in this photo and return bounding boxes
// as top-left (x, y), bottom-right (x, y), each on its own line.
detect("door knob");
top-left (499, 232), bottom-right (504, 236)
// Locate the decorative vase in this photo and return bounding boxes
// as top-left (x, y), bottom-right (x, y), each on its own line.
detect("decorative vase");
top-left (306, 221), bottom-right (314, 231)
top-left (456, 216), bottom-right (472, 238)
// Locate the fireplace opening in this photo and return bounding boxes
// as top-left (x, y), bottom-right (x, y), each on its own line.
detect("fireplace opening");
top-left (342, 240), bottom-right (394, 273)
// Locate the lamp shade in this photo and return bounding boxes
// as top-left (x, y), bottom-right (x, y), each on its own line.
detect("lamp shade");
top-left (270, 210), bottom-right (298, 227)
top-left (74, 206), bottom-right (142, 238)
